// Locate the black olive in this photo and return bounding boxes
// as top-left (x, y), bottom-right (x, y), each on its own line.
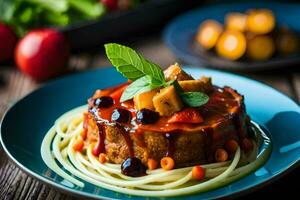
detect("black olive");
top-left (121, 157), bottom-right (147, 177)
top-left (111, 108), bottom-right (131, 123)
top-left (94, 96), bottom-right (114, 108)
top-left (136, 109), bottom-right (159, 124)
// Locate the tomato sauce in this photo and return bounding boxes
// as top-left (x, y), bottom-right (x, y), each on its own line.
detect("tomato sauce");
top-left (86, 83), bottom-right (248, 158)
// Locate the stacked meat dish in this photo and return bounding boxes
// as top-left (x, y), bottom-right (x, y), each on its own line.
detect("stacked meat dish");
top-left (83, 64), bottom-right (253, 169)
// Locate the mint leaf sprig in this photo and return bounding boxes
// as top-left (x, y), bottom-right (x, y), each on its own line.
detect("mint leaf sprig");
top-left (104, 43), bottom-right (209, 107)
top-left (104, 43), bottom-right (165, 83)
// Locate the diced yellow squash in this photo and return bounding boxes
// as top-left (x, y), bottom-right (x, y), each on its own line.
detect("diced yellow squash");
top-left (178, 76), bottom-right (212, 93)
top-left (164, 63), bottom-right (194, 81)
top-left (134, 89), bottom-right (158, 110)
top-left (153, 85), bottom-right (183, 116)
top-left (199, 76), bottom-right (213, 92)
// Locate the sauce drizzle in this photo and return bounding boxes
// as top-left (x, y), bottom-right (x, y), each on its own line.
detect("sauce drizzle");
top-left (92, 122), bottom-right (106, 156)
top-left (201, 127), bottom-right (214, 163)
top-left (165, 133), bottom-right (177, 157)
top-left (120, 126), bottom-right (134, 157)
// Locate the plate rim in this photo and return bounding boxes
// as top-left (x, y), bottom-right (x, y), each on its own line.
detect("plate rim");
top-left (163, 1), bottom-right (300, 72)
top-left (1, 66), bottom-right (300, 199)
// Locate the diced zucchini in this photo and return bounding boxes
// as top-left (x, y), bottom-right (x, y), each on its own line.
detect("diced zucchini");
top-left (153, 85), bottom-right (183, 116)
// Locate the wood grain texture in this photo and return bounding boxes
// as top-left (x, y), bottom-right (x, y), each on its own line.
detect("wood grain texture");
top-left (0, 39), bottom-right (299, 200)
top-left (0, 70), bottom-right (74, 200)
top-left (0, 69), bottom-right (38, 105)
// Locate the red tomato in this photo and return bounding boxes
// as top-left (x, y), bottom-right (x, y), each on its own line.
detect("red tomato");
top-left (15, 29), bottom-right (70, 81)
top-left (0, 22), bottom-right (18, 62)
top-left (101, 0), bottom-right (118, 11)
top-left (192, 165), bottom-right (206, 180)
top-left (167, 108), bottom-right (204, 124)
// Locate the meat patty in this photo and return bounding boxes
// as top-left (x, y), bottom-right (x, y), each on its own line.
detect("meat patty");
top-left (85, 85), bottom-right (250, 167)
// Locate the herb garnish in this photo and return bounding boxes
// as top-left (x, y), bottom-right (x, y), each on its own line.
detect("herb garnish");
top-left (104, 43), bottom-right (209, 107)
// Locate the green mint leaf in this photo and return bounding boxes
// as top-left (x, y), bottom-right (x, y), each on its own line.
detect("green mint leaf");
top-left (120, 76), bottom-right (155, 102)
top-left (104, 43), bottom-right (165, 83)
top-left (171, 80), bottom-right (209, 107)
top-left (180, 92), bottom-right (209, 107)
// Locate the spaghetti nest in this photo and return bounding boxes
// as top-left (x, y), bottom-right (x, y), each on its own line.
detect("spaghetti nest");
top-left (41, 105), bottom-right (271, 197)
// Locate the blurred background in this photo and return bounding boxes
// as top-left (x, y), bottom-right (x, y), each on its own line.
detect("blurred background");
top-left (0, 0), bottom-right (299, 199)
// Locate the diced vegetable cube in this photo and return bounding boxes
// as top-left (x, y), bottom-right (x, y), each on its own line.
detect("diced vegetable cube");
top-left (164, 63), bottom-right (194, 81)
top-left (153, 85), bottom-right (183, 116)
top-left (178, 76), bottom-right (212, 93)
top-left (134, 89), bottom-right (158, 110)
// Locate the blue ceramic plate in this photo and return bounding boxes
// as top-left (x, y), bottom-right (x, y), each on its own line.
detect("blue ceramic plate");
top-left (1, 67), bottom-right (300, 199)
top-left (163, 2), bottom-right (300, 71)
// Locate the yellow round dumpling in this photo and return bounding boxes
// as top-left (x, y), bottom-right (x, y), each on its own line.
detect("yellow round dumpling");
top-left (196, 20), bottom-right (223, 49)
top-left (216, 30), bottom-right (247, 60)
top-left (247, 35), bottom-right (275, 61)
top-left (246, 9), bottom-right (275, 34)
top-left (225, 12), bottom-right (247, 32)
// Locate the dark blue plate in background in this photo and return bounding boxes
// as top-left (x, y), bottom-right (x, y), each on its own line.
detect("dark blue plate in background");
top-left (1, 67), bottom-right (300, 199)
top-left (61, 0), bottom-right (202, 51)
top-left (163, 2), bottom-right (300, 71)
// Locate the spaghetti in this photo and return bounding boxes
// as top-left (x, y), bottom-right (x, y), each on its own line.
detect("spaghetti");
top-left (41, 105), bottom-right (271, 197)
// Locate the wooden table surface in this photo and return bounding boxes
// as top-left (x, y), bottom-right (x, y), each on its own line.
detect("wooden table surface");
top-left (0, 37), bottom-right (299, 199)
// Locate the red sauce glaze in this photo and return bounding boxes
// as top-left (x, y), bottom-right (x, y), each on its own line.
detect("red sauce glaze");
top-left (92, 123), bottom-right (106, 156)
top-left (119, 126), bottom-right (134, 157)
top-left (87, 83), bottom-right (249, 159)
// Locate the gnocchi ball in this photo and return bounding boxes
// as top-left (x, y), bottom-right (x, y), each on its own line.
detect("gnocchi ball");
top-left (216, 30), bottom-right (247, 60)
top-left (247, 35), bottom-right (275, 61)
top-left (225, 12), bottom-right (247, 32)
top-left (246, 9), bottom-right (275, 34)
top-left (196, 20), bottom-right (223, 49)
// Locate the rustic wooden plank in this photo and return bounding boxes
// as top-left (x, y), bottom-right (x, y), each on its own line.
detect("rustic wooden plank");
top-left (12, 171), bottom-right (28, 200)
top-left (37, 185), bottom-right (51, 200)
top-left (0, 69), bottom-right (10, 104)
top-left (14, 174), bottom-right (32, 199)
top-left (23, 177), bottom-right (42, 200)
top-left (0, 159), bottom-right (22, 198)
top-left (0, 69), bottom-right (38, 106)
top-left (291, 74), bottom-right (300, 103)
